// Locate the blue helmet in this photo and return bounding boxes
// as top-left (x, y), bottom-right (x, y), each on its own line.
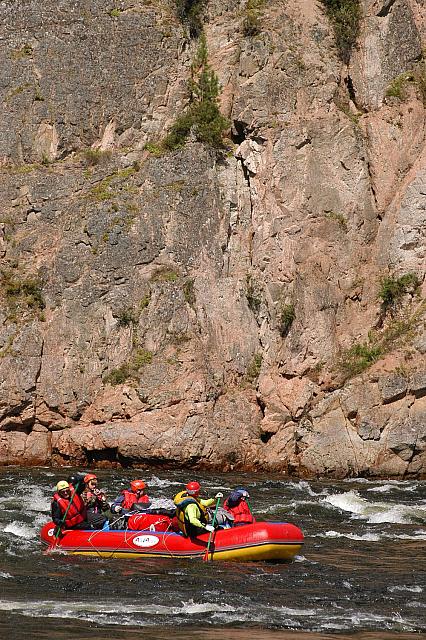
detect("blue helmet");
top-left (227, 488), bottom-right (249, 508)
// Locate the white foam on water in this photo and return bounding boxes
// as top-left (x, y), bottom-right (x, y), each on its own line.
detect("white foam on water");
top-left (318, 608), bottom-right (414, 631)
top-left (25, 487), bottom-right (51, 513)
top-left (181, 601), bottom-right (235, 615)
top-left (262, 499), bottom-right (318, 514)
top-left (0, 571), bottom-right (12, 578)
top-left (321, 622), bottom-right (347, 630)
top-left (366, 484), bottom-right (397, 493)
top-left (389, 585), bottom-right (423, 593)
top-left (147, 476), bottom-right (184, 488)
top-left (383, 530), bottom-right (426, 540)
top-left (0, 598), bottom-right (235, 621)
top-left (287, 480), bottom-right (327, 497)
top-left (0, 484), bottom-right (50, 514)
top-left (4, 521), bottom-right (36, 540)
top-left (366, 482), bottom-right (419, 494)
top-left (323, 490), bottom-right (426, 524)
top-left (367, 504), bottom-right (426, 524)
top-left (323, 490), bottom-right (371, 515)
top-left (273, 606), bottom-right (317, 616)
top-left (320, 530), bottom-right (381, 541)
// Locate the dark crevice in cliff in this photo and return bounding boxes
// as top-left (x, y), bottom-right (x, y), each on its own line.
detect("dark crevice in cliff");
top-left (240, 159), bottom-right (251, 185)
top-left (344, 75), bottom-right (358, 109)
top-left (365, 158), bottom-right (379, 213)
top-left (231, 120), bottom-right (248, 144)
top-left (260, 431), bottom-right (274, 444)
top-left (295, 138), bottom-right (311, 150)
top-left (85, 447), bottom-right (133, 467)
top-left (377, 0), bottom-right (397, 17)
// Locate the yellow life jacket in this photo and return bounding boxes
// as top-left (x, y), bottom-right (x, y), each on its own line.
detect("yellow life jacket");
top-left (173, 490), bottom-right (208, 536)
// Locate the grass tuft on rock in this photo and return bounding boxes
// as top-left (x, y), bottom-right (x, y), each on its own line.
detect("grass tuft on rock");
top-left (339, 342), bottom-right (382, 377)
top-left (1, 270), bottom-right (45, 321)
top-left (104, 348), bottom-right (153, 386)
top-left (319, 0), bottom-right (361, 63)
top-left (246, 353), bottom-right (263, 383)
top-left (385, 65), bottom-right (426, 104)
top-left (378, 273), bottom-right (420, 315)
top-left (116, 307), bottom-right (139, 327)
top-left (83, 148), bottom-right (112, 167)
top-left (337, 299), bottom-right (425, 380)
top-left (278, 303), bottom-right (295, 337)
top-left (243, 0), bottom-right (265, 36)
top-left (183, 279), bottom-right (196, 306)
top-left (246, 275), bottom-right (262, 314)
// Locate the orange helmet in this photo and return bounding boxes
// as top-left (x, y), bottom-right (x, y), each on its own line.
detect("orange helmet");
top-left (84, 473), bottom-right (97, 484)
top-left (130, 480), bottom-right (146, 492)
top-left (186, 481), bottom-right (201, 496)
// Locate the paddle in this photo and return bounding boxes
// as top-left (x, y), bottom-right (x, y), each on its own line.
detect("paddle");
top-left (203, 497), bottom-right (221, 562)
top-left (49, 481), bottom-right (80, 551)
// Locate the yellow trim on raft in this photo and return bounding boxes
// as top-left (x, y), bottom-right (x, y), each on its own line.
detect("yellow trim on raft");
top-left (65, 543), bottom-right (303, 562)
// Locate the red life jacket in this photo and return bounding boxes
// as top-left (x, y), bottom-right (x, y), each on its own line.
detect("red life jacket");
top-left (121, 489), bottom-right (150, 510)
top-left (53, 491), bottom-right (86, 528)
top-left (224, 498), bottom-right (254, 525)
top-left (127, 513), bottom-right (171, 532)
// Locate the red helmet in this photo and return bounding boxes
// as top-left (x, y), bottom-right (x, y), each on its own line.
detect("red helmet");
top-left (130, 480), bottom-right (146, 492)
top-left (186, 481), bottom-right (201, 496)
top-left (84, 474), bottom-right (97, 484)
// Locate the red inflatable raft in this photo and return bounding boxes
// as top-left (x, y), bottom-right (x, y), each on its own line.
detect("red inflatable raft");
top-left (40, 519), bottom-right (304, 562)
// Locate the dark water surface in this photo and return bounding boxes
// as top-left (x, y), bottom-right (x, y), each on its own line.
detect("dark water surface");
top-left (0, 468), bottom-right (425, 639)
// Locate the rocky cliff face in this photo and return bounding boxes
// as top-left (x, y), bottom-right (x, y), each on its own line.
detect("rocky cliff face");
top-left (0, 0), bottom-right (425, 477)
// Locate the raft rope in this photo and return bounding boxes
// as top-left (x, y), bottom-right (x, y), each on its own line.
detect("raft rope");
top-left (85, 512), bottom-right (179, 558)
top-left (86, 511), bottom-right (138, 558)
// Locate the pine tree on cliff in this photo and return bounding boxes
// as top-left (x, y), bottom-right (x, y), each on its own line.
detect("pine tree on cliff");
top-left (163, 34), bottom-right (229, 150)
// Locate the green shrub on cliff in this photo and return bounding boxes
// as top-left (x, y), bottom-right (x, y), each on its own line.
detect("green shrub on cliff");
top-left (155, 35), bottom-right (229, 151)
top-left (319, 0), bottom-right (361, 63)
top-left (104, 348), bottom-right (153, 386)
top-left (386, 66), bottom-right (426, 104)
top-left (378, 273), bottom-right (420, 314)
top-left (243, 0), bottom-right (265, 37)
top-left (338, 298), bottom-right (425, 380)
top-left (1, 270), bottom-right (45, 321)
top-left (117, 307), bottom-right (139, 327)
top-left (175, 0), bottom-right (206, 38)
top-left (339, 341), bottom-right (382, 377)
top-left (278, 303), bottom-right (295, 337)
top-left (246, 275), bottom-right (262, 314)
top-left (245, 353), bottom-right (263, 383)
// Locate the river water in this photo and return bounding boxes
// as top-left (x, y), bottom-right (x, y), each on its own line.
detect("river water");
top-left (0, 468), bottom-right (424, 640)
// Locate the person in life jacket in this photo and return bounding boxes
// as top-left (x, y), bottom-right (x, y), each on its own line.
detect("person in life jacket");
top-left (51, 480), bottom-right (89, 534)
top-left (81, 474), bottom-right (110, 529)
top-left (224, 488), bottom-right (255, 526)
top-left (111, 480), bottom-right (150, 514)
top-left (173, 481), bottom-right (223, 538)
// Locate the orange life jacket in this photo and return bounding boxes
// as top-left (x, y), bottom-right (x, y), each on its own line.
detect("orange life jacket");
top-left (53, 491), bottom-right (86, 528)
